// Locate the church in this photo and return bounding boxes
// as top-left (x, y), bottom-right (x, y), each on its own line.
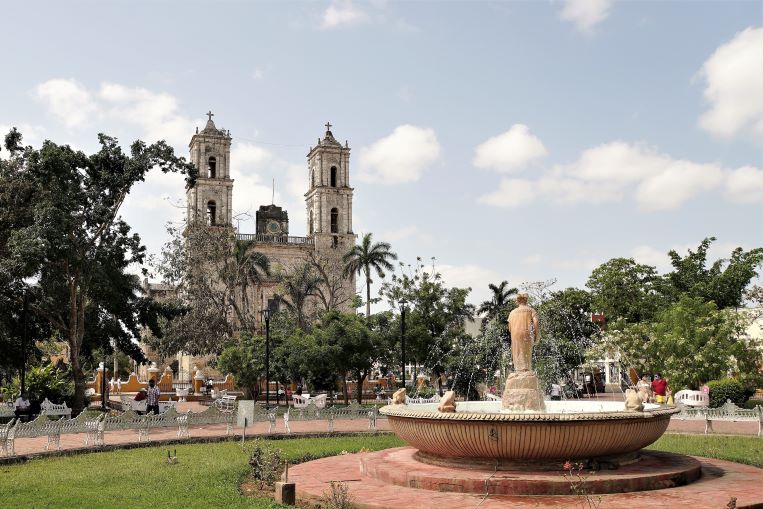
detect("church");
top-left (183, 113), bottom-right (358, 329)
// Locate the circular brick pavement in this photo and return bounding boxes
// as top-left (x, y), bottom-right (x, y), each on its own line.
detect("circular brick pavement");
top-left (290, 446), bottom-right (763, 508)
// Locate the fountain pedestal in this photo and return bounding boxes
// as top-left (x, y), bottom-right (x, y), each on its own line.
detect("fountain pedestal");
top-left (501, 371), bottom-right (546, 412)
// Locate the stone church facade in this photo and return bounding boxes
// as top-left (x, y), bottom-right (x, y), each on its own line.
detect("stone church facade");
top-left (185, 114), bottom-right (358, 330)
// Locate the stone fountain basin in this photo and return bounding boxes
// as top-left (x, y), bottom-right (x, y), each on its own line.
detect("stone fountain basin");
top-left (380, 401), bottom-right (680, 466)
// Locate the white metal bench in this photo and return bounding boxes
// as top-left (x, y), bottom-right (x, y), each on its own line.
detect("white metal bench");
top-left (703, 401), bottom-right (762, 436)
top-left (674, 390), bottom-right (709, 408)
top-left (0, 401), bottom-right (15, 420)
top-left (214, 395), bottom-right (237, 412)
top-left (292, 395), bottom-right (310, 409)
top-left (40, 398), bottom-right (72, 419)
top-left (0, 419), bottom-right (15, 456)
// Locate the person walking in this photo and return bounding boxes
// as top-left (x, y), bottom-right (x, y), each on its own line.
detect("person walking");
top-left (550, 382), bottom-right (562, 401)
top-left (146, 379), bottom-right (161, 415)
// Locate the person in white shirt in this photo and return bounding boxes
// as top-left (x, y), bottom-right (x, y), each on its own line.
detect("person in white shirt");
top-left (550, 383), bottom-right (562, 401)
top-left (14, 393), bottom-right (31, 420)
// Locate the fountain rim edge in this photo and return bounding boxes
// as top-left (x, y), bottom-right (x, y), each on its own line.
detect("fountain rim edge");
top-left (378, 404), bottom-right (681, 421)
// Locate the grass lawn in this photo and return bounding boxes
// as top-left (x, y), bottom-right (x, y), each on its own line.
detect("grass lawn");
top-left (648, 433), bottom-right (763, 468)
top-left (0, 434), bottom-right (404, 509)
top-left (0, 432), bottom-right (759, 508)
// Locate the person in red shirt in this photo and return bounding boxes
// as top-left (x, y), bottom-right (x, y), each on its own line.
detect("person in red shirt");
top-left (651, 373), bottom-right (668, 404)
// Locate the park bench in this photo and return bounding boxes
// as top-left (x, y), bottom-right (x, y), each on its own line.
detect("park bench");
top-left (0, 401), bottom-right (14, 420)
top-left (40, 398), bottom-right (72, 419)
top-left (703, 401), bottom-right (762, 436)
top-left (283, 401), bottom-right (379, 434)
top-left (405, 395), bottom-right (440, 405)
top-left (291, 395), bottom-right (310, 409)
top-left (674, 390), bottom-right (709, 408)
top-left (186, 405), bottom-right (236, 436)
top-left (6, 414), bottom-right (66, 454)
top-left (214, 394), bottom-right (238, 412)
top-left (674, 399), bottom-right (762, 436)
top-left (0, 418), bottom-right (15, 456)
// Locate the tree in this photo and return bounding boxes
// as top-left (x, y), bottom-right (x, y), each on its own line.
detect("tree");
top-left (380, 258), bottom-right (475, 392)
top-left (607, 295), bottom-right (762, 390)
top-left (665, 237), bottom-right (763, 309)
top-left (343, 233), bottom-right (398, 318)
top-left (146, 225), bottom-right (271, 356)
top-left (534, 288), bottom-right (600, 390)
top-left (586, 257), bottom-right (666, 325)
top-left (477, 281), bottom-right (518, 329)
top-left (279, 263), bottom-right (323, 329)
top-left (308, 249), bottom-right (354, 312)
top-left (0, 129), bottom-right (196, 412)
top-left (217, 333), bottom-right (265, 399)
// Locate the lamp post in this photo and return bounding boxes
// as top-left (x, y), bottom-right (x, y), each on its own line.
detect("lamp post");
top-left (262, 307), bottom-right (271, 409)
top-left (20, 288), bottom-right (29, 396)
top-left (399, 298), bottom-right (407, 390)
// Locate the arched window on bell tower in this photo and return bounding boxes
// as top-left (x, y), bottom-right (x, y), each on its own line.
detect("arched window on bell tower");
top-left (208, 157), bottom-right (217, 179)
top-left (207, 200), bottom-right (217, 225)
top-left (330, 166), bottom-right (337, 187)
top-left (330, 207), bottom-right (338, 233)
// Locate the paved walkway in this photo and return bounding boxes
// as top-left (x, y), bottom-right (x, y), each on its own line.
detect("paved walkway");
top-left (3, 415), bottom-right (390, 460)
top-left (2, 407), bottom-right (758, 462)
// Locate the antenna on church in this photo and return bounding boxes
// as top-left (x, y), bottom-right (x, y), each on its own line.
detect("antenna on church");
top-left (271, 178), bottom-right (275, 205)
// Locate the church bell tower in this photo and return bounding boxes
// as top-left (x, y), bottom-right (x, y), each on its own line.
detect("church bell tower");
top-left (305, 123), bottom-right (356, 251)
top-left (187, 111), bottom-right (234, 227)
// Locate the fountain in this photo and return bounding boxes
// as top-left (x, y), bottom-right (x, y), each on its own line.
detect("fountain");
top-left (289, 293), bottom-right (763, 508)
top-left (380, 293), bottom-right (679, 471)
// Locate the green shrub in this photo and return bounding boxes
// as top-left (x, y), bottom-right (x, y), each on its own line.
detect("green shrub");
top-left (245, 439), bottom-right (283, 488)
top-left (707, 378), bottom-right (746, 407)
top-left (742, 399), bottom-right (763, 410)
top-left (0, 363), bottom-right (73, 405)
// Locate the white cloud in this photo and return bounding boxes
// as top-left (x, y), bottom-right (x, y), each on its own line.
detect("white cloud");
top-left (635, 160), bottom-right (723, 210)
top-left (724, 166), bottom-right (763, 204)
top-left (560, 0), bottom-right (612, 34)
top-left (358, 125), bottom-right (440, 184)
top-left (473, 124), bottom-right (547, 173)
top-left (477, 178), bottom-right (537, 207)
top-left (698, 26), bottom-right (763, 142)
top-left (98, 82), bottom-right (198, 147)
top-left (35, 78), bottom-right (98, 128)
top-left (321, 0), bottom-right (369, 29)
top-left (479, 140), bottom-right (752, 211)
top-left (437, 263), bottom-right (503, 305)
top-left (34, 79), bottom-right (201, 148)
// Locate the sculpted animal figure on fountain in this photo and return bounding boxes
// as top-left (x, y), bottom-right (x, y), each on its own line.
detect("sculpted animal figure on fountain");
top-left (392, 387), bottom-right (407, 405)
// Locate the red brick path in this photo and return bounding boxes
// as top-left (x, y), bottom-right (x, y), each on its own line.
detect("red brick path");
top-left (290, 448), bottom-right (763, 509)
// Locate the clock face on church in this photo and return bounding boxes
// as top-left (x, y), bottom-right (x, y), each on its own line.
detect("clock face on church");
top-left (266, 220), bottom-right (281, 234)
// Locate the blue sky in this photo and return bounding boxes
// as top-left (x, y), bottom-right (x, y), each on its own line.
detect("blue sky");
top-left (2, 0), bottom-right (762, 307)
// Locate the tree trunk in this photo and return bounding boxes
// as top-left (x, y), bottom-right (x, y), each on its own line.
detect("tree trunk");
top-left (356, 370), bottom-right (367, 404)
top-left (366, 278), bottom-right (371, 318)
top-left (342, 374), bottom-right (348, 404)
top-left (70, 356), bottom-right (86, 415)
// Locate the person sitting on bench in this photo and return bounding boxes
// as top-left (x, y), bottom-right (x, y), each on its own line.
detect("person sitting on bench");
top-left (14, 392), bottom-right (32, 421)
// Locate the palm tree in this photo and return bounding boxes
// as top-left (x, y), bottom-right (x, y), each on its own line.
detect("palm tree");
top-left (477, 281), bottom-right (518, 328)
top-left (343, 233), bottom-right (398, 318)
top-left (228, 239), bottom-right (270, 330)
top-left (279, 263), bottom-right (323, 328)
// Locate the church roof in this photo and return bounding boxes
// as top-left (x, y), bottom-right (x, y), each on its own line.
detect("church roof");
top-left (197, 111), bottom-right (230, 137)
top-left (319, 122), bottom-right (342, 147)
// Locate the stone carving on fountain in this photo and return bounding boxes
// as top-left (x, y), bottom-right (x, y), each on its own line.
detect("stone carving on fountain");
top-left (502, 293), bottom-right (545, 413)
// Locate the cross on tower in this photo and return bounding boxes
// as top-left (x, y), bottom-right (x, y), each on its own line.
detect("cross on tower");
top-left (206, 110), bottom-right (214, 122)
top-left (325, 121), bottom-right (332, 132)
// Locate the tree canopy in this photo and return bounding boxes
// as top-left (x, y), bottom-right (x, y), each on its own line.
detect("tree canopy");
top-left (0, 129), bottom-right (196, 411)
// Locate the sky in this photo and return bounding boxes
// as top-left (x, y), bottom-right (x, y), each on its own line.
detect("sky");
top-left (2, 0), bottom-right (762, 308)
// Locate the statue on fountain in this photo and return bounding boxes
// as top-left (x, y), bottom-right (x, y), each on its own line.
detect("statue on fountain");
top-left (502, 293), bottom-right (546, 412)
